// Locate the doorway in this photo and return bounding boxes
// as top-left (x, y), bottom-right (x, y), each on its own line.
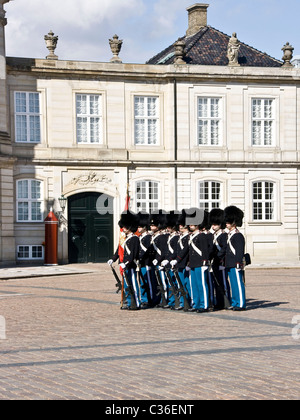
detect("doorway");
top-left (68, 192), bottom-right (113, 263)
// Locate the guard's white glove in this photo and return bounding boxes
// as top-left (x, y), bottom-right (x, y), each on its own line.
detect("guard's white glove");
top-left (161, 260), bottom-right (169, 267)
top-left (119, 263), bottom-right (126, 269)
top-left (152, 259), bottom-right (158, 266)
top-left (185, 266), bottom-right (191, 272)
top-left (107, 259), bottom-right (113, 266)
top-left (170, 260), bottom-right (177, 267)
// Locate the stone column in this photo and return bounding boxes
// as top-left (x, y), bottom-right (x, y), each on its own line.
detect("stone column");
top-left (0, 0), bottom-right (10, 134)
top-left (0, 1), bottom-right (15, 266)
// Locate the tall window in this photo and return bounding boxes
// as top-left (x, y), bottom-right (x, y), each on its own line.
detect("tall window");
top-left (17, 180), bottom-right (43, 222)
top-left (136, 181), bottom-right (159, 213)
top-left (252, 99), bottom-right (275, 146)
top-left (15, 92), bottom-right (41, 143)
top-left (134, 96), bottom-right (159, 145)
top-left (253, 181), bottom-right (275, 221)
top-left (199, 181), bottom-right (222, 211)
top-left (197, 97), bottom-right (221, 146)
top-left (76, 94), bottom-right (102, 144)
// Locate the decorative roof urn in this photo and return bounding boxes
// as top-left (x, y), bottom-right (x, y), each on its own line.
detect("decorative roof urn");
top-left (44, 30), bottom-right (58, 60)
top-left (174, 38), bottom-right (186, 64)
top-left (109, 34), bottom-right (123, 63)
top-left (281, 42), bottom-right (294, 67)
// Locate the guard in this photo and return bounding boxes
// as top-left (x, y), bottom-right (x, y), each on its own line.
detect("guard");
top-left (209, 208), bottom-right (230, 309)
top-left (224, 206), bottom-right (246, 310)
top-left (188, 208), bottom-right (210, 312)
top-left (108, 211), bottom-right (140, 310)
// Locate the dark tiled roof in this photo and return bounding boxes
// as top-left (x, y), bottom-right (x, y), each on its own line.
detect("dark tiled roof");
top-left (146, 26), bottom-right (282, 67)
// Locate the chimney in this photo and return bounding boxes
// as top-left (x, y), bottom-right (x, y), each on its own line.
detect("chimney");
top-left (186, 3), bottom-right (209, 37)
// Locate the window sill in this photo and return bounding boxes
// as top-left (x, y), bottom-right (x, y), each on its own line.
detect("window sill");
top-left (248, 221), bottom-right (282, 226)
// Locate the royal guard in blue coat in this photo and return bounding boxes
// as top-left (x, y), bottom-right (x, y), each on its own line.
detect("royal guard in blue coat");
top-left (161, 211), bottom-right (180, 308)
top-left (108, 211), bottom-right (140, 310)
top-left (170, 209), bottom-right (192, 309)
top-left (224, 206), bottom-right (246, 310)
top-left (209, 208), bottom-right (230, 309)
top-left (137, 212), bottom-right (157, 308)
top-left (187, 208), bottom-right (210, 312)
top-left (149, 211), bottom-right (169, 307)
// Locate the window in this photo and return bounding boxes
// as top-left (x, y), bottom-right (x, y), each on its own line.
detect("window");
top-left (251, 99), bottom-right (275, 146)
top-left (253, 181), bottom-right (275, 221)
top-left (197, 97), bottom-right (221, 146)
top-left (76, 94), bottom-right (103, 144)
top-left (17, 245), bottom-right (44, 260)
top-left (15, 92), bottom-right (41, 143)
top-left (17, 180), bottom-right (43, 222)
top-left (136, 181), bottom-right (160, 213)
top-left (134, 96), bottom-right (159, 145)
top-left (199, 181), bottom-right (222, 211)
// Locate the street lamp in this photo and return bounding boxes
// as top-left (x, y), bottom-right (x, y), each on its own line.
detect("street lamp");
top-left (57, 195), bottom-right (67, 226)
top-left (58, 195), bottom-right (67, 213)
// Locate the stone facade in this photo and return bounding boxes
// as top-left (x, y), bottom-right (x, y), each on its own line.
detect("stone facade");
top-left (1, 1), bottom-right (300, 266)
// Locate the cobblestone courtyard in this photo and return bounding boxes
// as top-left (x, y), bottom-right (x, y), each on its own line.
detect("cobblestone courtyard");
top-left (0, 265), bottom-right (299, 400)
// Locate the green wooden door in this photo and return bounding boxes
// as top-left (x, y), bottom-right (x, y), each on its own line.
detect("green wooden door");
top-left (68, 192), bottom-right (113, 263)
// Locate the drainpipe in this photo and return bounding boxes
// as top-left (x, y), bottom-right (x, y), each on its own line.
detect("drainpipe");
top-left (174, 78), bottom-right (178, 211)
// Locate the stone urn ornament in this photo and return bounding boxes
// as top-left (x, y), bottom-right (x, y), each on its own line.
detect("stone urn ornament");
top-left (174, 38), bottom-right (186, 64)
top-left (44, 30), bottom-right (58, 60)
top-left (281, 42), bottom-right (294, 67)
top-left (109, 35), bottom-right (123, 63)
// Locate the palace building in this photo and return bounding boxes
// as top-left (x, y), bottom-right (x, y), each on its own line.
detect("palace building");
top-left (0, 1), bottom-right (299, 266)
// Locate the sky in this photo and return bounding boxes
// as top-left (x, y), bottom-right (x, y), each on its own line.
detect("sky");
top-left (3, 0), bottom-right (300, 64)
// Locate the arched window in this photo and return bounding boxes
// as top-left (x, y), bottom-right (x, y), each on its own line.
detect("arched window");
top-left (199, 181), bottom-right (222, 211)
top-left (16, 179), bottom-right (43, 222)
top-left (136, 181), bottom-right (160, 213)
top-left (252, 181), bottom-right (275, 221)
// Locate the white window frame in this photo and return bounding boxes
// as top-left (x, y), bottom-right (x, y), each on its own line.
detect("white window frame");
top-left (199, 181), bottom-right (222, 211)
top-left (76, 94), bottom-right (103, 144)
top-left (251, 98), bottom-right (275, 147)
top-left (134, 96), bottom-right (160, 146)
top-left (16, 179), bottom-right (44, 223)
top-left (197, 97), bottom-right (222, 146)
top-left (17, 245), bottom-right (44, 261)
top-left (252, 181), bottom-right (276, 221)
top-left (14, 92), bottom-right (41, 143)
top-left (136, 180), bottom-right (160, 213)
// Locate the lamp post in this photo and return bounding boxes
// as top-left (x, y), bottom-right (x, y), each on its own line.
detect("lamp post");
top-left (57, 195), bottom-right (67, 226)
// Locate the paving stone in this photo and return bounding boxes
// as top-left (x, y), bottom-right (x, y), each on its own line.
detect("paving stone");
top-left (0, 265), bottom-right (299, 400)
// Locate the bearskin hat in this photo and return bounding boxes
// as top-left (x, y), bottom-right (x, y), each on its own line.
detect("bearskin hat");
top-left (118, 210), bottom-right (139, 232)
top-left (149, 209), bottom-right (167, 230)
top-left (199, 210), bottom-right (210, 230)
top-left (177, 209), bottom-right (188, 227)
top-left (166, 211), bottom-right (180, 229)
top-left (209, 208), bottom-right (225, 229)
top-left (137, 212), bottom-right (150, 229)
top-left (224, 206), bottom-right (244, 227)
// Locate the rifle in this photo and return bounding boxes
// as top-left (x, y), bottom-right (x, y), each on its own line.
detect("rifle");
top-left (164, 268), bottom-right (181, 309)
top-left (209, 261), bottom-right (231, 309)
top-left (123, 269), bottom-right (138, 310)
top-left (110, 264), bottom-right (122, 294)
top-left (154, 267), bottom-right (168, 307)
top-left (172, 268), bottom-right (191, 312)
